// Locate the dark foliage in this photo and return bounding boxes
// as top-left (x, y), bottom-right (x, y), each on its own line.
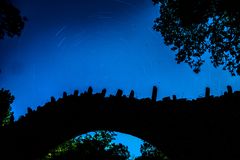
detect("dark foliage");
top-left (153, 0), bottom-right (240, 75)
top-left (44, 131), bottom-right (130, 160)
top-left (0, 0), bottom-right (26, 40)
top-left (135, 141), bottom-right (168, 160)
top-left (0, 88), bottom-right (14, 126)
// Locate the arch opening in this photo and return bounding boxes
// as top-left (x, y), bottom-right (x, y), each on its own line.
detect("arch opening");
top-left (43, 130), bottom-right (169, 160)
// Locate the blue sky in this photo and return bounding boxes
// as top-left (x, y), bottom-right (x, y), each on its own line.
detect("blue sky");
top-left (1, 0), bottom-right (240, 157)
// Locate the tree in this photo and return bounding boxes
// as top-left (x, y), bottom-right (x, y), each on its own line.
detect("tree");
top-left (153, 0), bottom-right (240, 76)
top-left (135, 141), bottom-right (168, 160)
top-left (0, 0), bottom-right (26, 40)
top-left (0, 88), bottom-right (14, 127)
top-left (43, 131), bottom-right (130, 160)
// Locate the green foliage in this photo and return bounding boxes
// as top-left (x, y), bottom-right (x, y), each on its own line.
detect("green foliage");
top-left (153, 0), bottom-right (240, 75)
top-left (135, 141), bottom-right (168, 160)
top-left (0, 0), bottom-right (26, 40)
top-left (0, 88), bottom-right (14, 126)
top-left (44, 131), bottom-right (130, 160)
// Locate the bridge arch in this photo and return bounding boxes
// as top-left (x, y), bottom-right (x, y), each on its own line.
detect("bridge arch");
top-left (1, 86), bottom-right (240, 160)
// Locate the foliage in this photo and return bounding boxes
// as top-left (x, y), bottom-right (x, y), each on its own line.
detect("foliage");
top-left (43, 131), bottom-right (130, 160)
top-left (0, 88), bottom-right (14, 126)
top-left (0, 0), bottom-right (26, 40)
top-left (153, 0), bottom-right (240, 75)
top-left (135, 141), bottom-right (168, 160)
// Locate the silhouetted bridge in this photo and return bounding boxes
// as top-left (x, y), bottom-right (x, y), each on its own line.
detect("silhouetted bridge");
top-left (1, 86), bottom-right (240, 160)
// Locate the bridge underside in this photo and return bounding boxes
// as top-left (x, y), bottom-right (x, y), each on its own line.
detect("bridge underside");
top-left (1, 112), bottom-right (238, 160)
top-left (0, 87), bottom-right (240, 160)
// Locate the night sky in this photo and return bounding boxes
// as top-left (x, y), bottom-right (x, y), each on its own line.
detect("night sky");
top-left (1, 0), bottom-right (240, 157)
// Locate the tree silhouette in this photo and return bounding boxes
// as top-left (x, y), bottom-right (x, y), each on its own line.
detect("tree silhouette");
top-left (0, 0), bottom-right (26, 40)
top-left (43, 131), bottom-right (130, 160)
top-left (0, 88), bottom-right (14, 127)
top-left (153, 0), bottom-right (240, 75)
top-left (135, 141), bottom-right (168, 160)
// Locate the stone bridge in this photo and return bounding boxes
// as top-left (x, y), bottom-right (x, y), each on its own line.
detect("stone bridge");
top-left (0, 86), bottom-right (240, 160)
